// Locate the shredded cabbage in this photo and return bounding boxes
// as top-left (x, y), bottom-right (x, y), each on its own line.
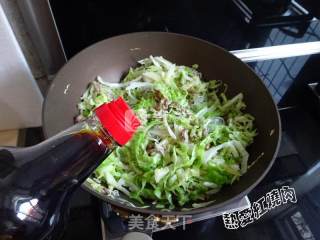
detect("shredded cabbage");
top-left (78, 56), bottom-right (257, 209)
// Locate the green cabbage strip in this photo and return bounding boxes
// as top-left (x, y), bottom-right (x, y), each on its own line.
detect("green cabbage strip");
top-left (78, 56), bottom-right (257, 209)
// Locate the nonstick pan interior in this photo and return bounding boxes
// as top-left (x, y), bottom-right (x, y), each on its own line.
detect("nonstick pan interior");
top-left (43, 32), bottom-right (281, 215)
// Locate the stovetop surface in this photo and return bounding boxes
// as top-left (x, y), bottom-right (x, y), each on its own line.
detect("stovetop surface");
top-left (28, 1), bottom-right (320, 239)
top-left (49, 0), bottom-right (320, 58)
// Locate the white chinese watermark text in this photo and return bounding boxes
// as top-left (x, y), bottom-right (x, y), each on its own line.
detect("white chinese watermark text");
top-left (127, 214), bottom-right (192, 231)
top-left (223, 185), bottom-right (297, 229)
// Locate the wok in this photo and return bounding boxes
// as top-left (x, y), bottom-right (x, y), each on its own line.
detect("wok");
top-left (43, 32), bottom-right (281, 215)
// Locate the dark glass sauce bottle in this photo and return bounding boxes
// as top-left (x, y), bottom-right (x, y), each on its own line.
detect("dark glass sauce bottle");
top-left (0, 97), bottom-right (140, 240)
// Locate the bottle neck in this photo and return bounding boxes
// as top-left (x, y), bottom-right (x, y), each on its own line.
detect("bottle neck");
top-left (84, 114), bottom-right (118, 149)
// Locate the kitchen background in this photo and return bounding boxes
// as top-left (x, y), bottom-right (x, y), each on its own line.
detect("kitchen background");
top-left (0, 0), bottom-right (320, 239)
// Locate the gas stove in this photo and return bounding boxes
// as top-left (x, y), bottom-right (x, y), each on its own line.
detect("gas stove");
top-left (30, 46), bottom-right (318, 240)
top-left (20, 1), bottom-right (320, 239)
